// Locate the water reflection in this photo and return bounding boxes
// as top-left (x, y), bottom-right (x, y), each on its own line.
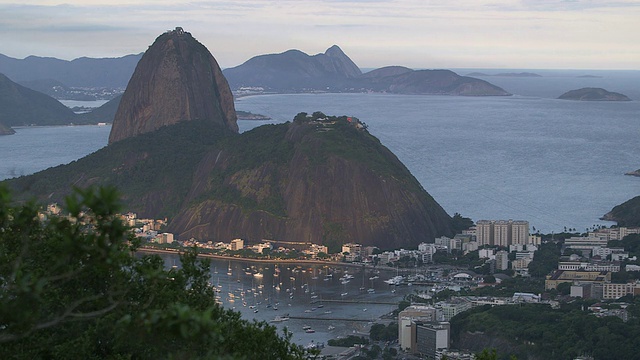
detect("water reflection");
top-left (157, 253), bottom-right (411, 345)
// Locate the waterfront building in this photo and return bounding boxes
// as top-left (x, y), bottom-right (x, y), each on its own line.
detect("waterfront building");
top-left (250, 242), bottom-right (272, 254)
top-left (230, 238), bottom-right (244, 251)
top-left (377, 251), bottom-right (396, 265)
top-left (342, 243), bottom-right (362, 257)
top-left (156, 232), bottom-right (174, 244)
top-left (304, 243), bottom-right (328, 257)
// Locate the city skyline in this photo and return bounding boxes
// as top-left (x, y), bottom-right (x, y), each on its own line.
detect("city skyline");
top-left (1, 0), bottom-right (639, 70)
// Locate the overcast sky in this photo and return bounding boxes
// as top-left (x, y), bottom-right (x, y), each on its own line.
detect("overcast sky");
top-left (1, 0), bottom-right (638, 70)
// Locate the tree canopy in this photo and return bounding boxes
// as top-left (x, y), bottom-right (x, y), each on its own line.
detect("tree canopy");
top-left (0, 186), bottom-right (309, 359)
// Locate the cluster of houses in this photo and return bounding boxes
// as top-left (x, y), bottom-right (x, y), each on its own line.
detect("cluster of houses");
top-left (543, 227), bottom-right (640, 301)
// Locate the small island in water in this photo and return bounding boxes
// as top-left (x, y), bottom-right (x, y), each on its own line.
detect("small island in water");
top-left (558, 87), bottom-right (631, 101)
top-left (625, 169), bottom-right (640, 177)
top-left (236, 110), bottom-right (272, 120)
top-left (0, 122), bottom-right (15, 135)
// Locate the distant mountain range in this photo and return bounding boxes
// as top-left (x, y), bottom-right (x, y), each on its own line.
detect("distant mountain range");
top-left (0, 48), bottom-right (510, 96)
top-left (224, 46), bottom-right (510, 96)
top-left (0, 53), bottom-right (142, 88)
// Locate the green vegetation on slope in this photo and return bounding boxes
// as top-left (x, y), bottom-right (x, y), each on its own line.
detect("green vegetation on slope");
top-left (294, 111), bottom-right (425, 194)
top-left (0, 73), bottom-right (77, 126)
top-left (0, 186), bottom-right (309, 359)
top-left (604, 195), bottom-right (640, 227)
top-left (451, 303), bottom-right (640, 360)
top-left (198, 123), bottom-right (294, 217)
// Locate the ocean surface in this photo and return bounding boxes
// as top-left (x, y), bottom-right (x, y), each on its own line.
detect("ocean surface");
top-left (1, 71), bottom-right (639, 234)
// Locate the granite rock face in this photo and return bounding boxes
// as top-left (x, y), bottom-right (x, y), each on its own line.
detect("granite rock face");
top-left (109, 28), bottom-right (237, 144)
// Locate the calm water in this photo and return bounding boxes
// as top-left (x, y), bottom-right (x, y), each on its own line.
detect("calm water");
top-left (155, 253), bottom-right (409, 346)
top-left (235, 93), bottom-right (640, 233)
top-left (1, 79), bottom-right (639, 233)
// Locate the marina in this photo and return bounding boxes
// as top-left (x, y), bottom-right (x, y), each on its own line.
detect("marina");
top-left (155, 252), bottom-right (413, 345)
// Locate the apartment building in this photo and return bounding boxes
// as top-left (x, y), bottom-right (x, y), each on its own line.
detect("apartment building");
top-left (602, 282), bottom-right (640, 300)
top-left (475, 220), bottom-right (530, 247)
top-left (398, 305), bottom-right (439, 351)
top-left (414, 322), bottom-right (450, 358)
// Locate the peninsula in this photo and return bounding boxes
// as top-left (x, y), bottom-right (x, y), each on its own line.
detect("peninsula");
top-left (625, 169), bottom-right (640, 177)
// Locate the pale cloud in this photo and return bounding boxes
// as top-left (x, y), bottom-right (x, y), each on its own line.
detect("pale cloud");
top-left (0, 0), bottom-right (638, 69)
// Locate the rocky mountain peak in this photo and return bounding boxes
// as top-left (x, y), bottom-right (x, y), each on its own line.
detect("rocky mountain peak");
top-left (108, 27), bottom-right (238, 144)
top-left (324, 45), bottom-right (346, 57)
top-left (321, 45), bottom-right (361, 78)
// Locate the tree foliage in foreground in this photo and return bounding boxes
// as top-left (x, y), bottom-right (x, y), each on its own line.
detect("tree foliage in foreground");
top-left (0, 186), bottom-right (309, 359)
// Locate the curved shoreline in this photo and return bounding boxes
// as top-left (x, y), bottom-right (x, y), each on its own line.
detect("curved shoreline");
top-left (137, 247), bottom-right (409, 272)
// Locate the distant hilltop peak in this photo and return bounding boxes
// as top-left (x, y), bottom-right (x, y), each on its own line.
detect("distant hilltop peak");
top-left (109, 28), bottom-right (238, 144)
top-left (324, 45), bottom-right (345, 56)
top-left (223, 44), bottom-right (361, 90)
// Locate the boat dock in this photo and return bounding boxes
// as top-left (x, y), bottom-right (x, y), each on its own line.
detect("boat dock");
top-left (311, 299), bottom-right (397, 305)
top-left (287, 315), bottom-right (372, 322)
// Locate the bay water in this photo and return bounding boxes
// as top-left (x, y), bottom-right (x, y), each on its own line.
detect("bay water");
top-left (1, 72), bottom-right (639, 234)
